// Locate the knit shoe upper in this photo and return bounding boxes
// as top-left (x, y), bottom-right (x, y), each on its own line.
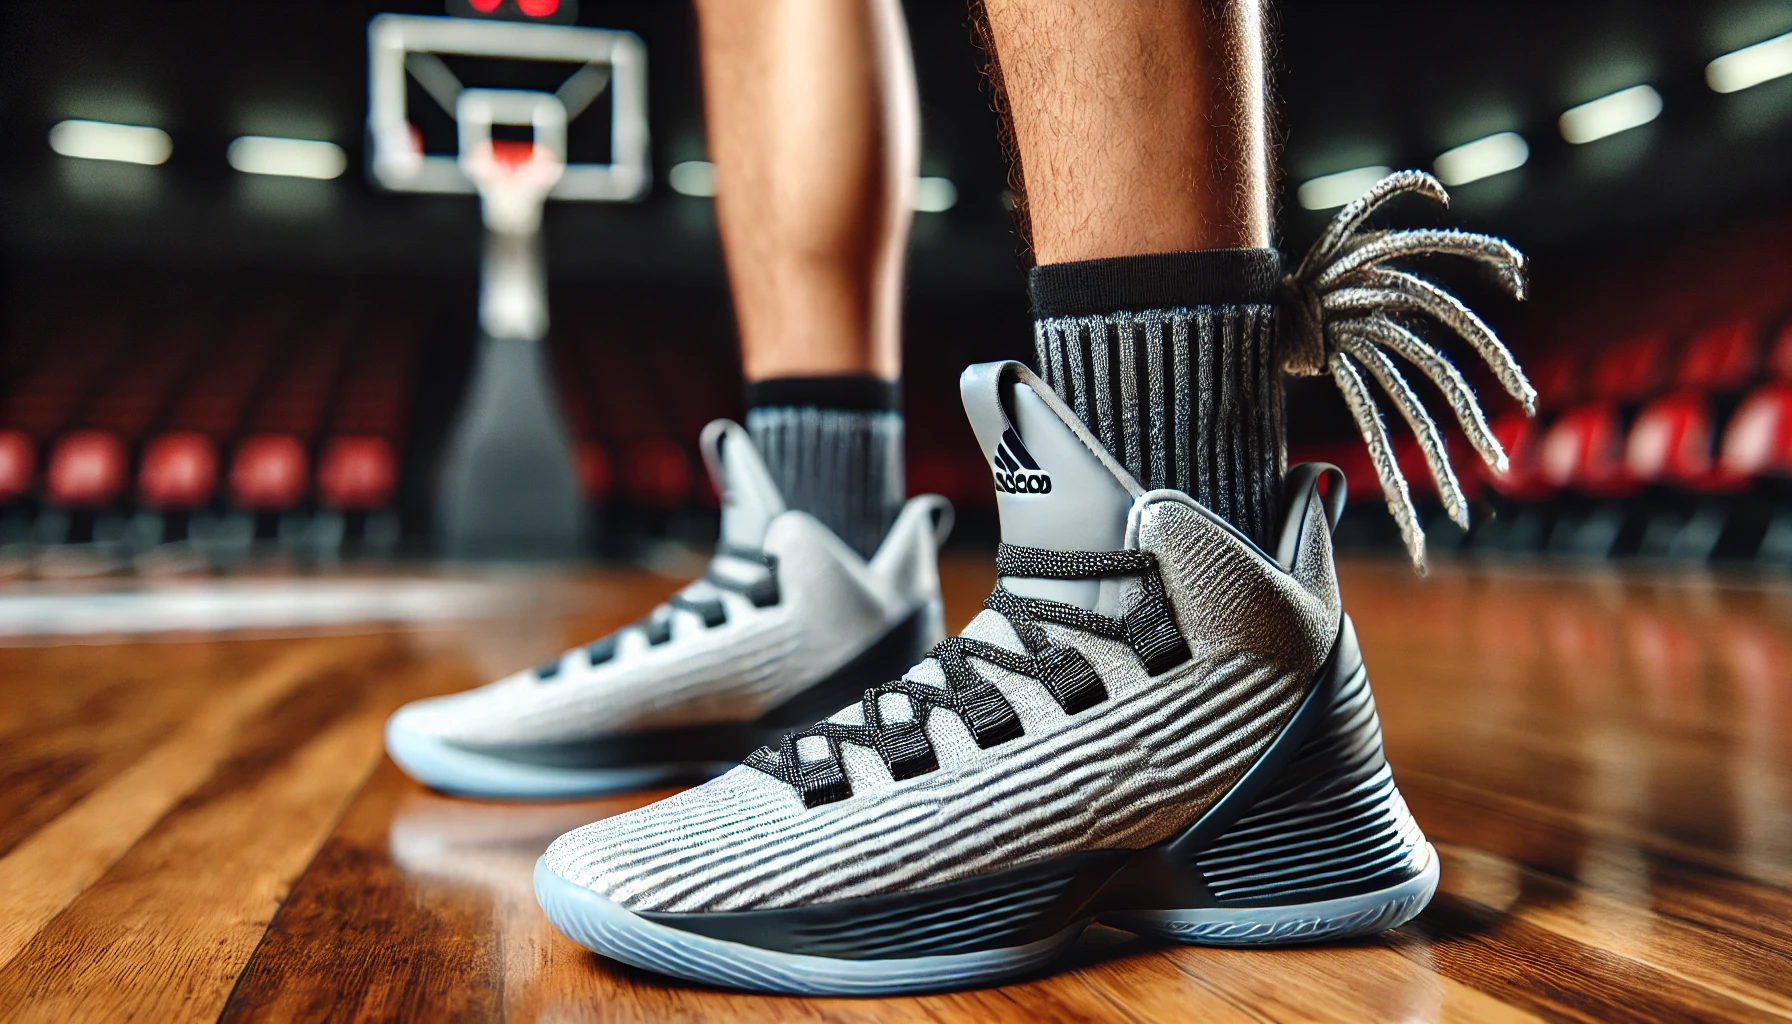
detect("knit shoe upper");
top-left (540, 363), bottom-right (1346, 912)
top-left (385, 420), bottom-right (950, 793)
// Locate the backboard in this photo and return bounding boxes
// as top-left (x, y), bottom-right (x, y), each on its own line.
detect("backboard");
top-left (367, 14), bottom-right (649, 204)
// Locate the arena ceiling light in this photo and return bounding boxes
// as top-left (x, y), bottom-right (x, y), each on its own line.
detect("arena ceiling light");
top-left (1707, 31), bottom-right (1792, 93)
top-left (667, 159), bottom-right (715, 196)
top-left (1558, 85), bottom-right (1662, 144)
top-left (227, 136), bottom-right (347, 180)
top-left (1432, 133), bottom-right (1527, 186)
top-left (48, 119), bottom-right (172, 166)
top-left (913, 176), bottom-right (957, 213)
top-left (1297, 165), bottom-right (1390, 210)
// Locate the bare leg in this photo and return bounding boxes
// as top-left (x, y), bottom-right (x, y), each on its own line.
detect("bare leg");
top-left (978, 0), bottom-right (1282, 544)
top-left (694, 0), bottom-right (918, 382)
top-left (979, 0), bottom-right (1270, 263)
top-left (690, 0), bottom-right (917, 557)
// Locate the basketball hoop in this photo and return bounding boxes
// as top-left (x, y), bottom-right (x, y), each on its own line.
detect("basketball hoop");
top-left (365, 14), bottom-right (647, 558)
top-left (366, 16), bottom-right (648, 343)
top-left (456, 88), bottom-right (567, 235)
top-left (366, 15), bottom-right (647, 203)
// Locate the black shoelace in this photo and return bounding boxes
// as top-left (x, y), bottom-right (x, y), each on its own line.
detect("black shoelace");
top-left (745, 543), bottom-right (1190, 807)
top-left (534, 545), bottom-right (779, 681)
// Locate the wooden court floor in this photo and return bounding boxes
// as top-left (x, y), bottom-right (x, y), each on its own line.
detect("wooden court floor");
top-left (4, 555), bottom-right (1792, 1022)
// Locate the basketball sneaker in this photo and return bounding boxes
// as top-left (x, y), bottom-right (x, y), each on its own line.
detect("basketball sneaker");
top-left (532, 361), bottom-right (1435, 994)
top-left (385, 419), bottom-right (952, 799)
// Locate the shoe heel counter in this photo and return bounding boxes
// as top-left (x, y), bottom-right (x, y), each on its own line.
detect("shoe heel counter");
top-left (1135, 493), bottom-right (1341, 700)
top-left (1283, 468), bottom-right (1343, 622)
top-left (1096, 617), bottom-right (1436, 944)
top-left (1189, 624), bottom-right (1429, 907)
top-left (870, 494), bottom-right (952, 611)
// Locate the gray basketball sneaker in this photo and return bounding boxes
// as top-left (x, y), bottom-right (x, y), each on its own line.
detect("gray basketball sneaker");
top-left (385, 419), bottom-right (951, 799)
top-left (532, 361), bottom-right (1435, 994)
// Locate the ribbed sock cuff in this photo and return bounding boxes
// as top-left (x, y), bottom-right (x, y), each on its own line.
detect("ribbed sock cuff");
top-left (1028, 248), bottom-right (1281, 317)
top-left (744, 375), bottom-right (901, 413)
top-left (744, 384), bottom-right (905, 559)
top-left (1030, 249), bottom-right (1285, 546)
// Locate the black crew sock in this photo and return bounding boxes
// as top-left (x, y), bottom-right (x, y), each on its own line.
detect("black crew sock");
top-left (744, 375), bottom-right (905, 560)
top-left (1029, 248), bottom-right (1284, 546)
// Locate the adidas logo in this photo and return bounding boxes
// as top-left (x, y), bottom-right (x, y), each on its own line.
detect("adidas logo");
top-left (992, 429), bottom-right (1053, 495)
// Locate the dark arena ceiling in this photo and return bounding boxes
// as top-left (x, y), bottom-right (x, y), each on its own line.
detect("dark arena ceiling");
top-left (2, 0), bottom-right (1790, 297)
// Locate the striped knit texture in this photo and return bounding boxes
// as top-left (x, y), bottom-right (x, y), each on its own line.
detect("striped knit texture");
top-left (540, 493), bottom-right (1342, 912)
top-left (746, 407), bottom-right (904, 560)
top-left (1034, 304), bottom-right (1283, 546)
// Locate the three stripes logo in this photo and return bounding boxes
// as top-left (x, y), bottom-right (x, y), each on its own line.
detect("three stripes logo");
top-left (992, 429), bottom-right (1053, 495)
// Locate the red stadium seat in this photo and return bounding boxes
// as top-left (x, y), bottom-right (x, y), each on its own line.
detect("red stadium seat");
top-left (1482, 411), bottom-right (1554, 501)
top-left (138, 432), bottom-right (219, 510)
top-left (1538, 404), bottom-right (1633, 498)
top-left (1391, 432), bottom-right (1483, 503)
top-left (230, 434), bottom-right (309, 510)
top-left (573, 440), bottom-right (612, 502)
top-left (1393, 436), bottom-right (1431, 499)
top-left (1673, 320), bottom-right (1757, 392)
top-left (46, 430), bottom-right (127, 508)
top-left (1625, 393), bottom-right (1726, 490)
top-left (906, 451), bottom-right (987, 508)
top-left (623, 438), bottom-right (693, 508)
top-left (1588, 333), bottom-right (1670, 403)
top-left (1525, 351), bottom-right (1582, 411)
top-left (490, 139), bottom-right (535, 168)
top-left (316, 436), bottom-right (398, 511)
top-left (0, 430), bottom-right (35, 502)
top-left (1769, 319), bottom-right (1792, 382)
top-left (1719, 383), bottom-right (1792, 480)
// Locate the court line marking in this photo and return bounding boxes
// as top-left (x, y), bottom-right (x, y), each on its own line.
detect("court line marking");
top-left (0, 579), bottom-right (510, 638)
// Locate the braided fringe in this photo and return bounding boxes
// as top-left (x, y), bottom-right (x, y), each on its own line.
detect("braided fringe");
top-left (1283, 170), bottom-right (1533, 571)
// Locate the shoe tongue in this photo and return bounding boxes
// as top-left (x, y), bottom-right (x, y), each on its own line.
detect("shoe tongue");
top-left (700, 420), bottom-right (786, 551)
top-left (960, 362), bottom-right (1135, 607)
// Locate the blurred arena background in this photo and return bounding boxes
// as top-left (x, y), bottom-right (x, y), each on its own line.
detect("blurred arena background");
top-left (2, 0), bottom-right (1791, 573)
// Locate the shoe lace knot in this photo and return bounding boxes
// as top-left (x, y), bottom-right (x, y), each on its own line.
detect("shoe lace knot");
top-left (745, 544), bottom-right (1190, 808)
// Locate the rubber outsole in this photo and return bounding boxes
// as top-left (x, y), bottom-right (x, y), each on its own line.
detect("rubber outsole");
top-left (534, 844), bottom-right (1440, 996)
top-left (384, 718), bottom-right (729, 800)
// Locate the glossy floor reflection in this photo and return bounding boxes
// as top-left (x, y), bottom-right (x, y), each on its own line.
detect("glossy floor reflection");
top-left (2, 557), bottom-right (1790, 1021)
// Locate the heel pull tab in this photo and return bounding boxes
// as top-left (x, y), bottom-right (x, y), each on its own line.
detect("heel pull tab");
top-left (1276, 463), bottom-right (1346, 570)
top-left (919, 493), bottom-right (955, 547)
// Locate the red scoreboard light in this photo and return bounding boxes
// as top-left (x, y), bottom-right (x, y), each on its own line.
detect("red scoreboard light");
top-left (446, 0), bottom-right (578, 24)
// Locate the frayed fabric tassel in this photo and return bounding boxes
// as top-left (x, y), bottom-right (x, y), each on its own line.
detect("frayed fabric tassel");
top-left (1282, 170), bottom-right (1535, 571)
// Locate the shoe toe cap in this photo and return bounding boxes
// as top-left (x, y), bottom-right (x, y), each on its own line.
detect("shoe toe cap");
top-left (539, 767), bottom-right (805, 910)
top-left (384, 669), bottom-right (535, 744)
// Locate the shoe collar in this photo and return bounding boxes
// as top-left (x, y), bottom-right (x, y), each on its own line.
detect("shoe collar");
top-left (700, 419), bottom-right (786, 553)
